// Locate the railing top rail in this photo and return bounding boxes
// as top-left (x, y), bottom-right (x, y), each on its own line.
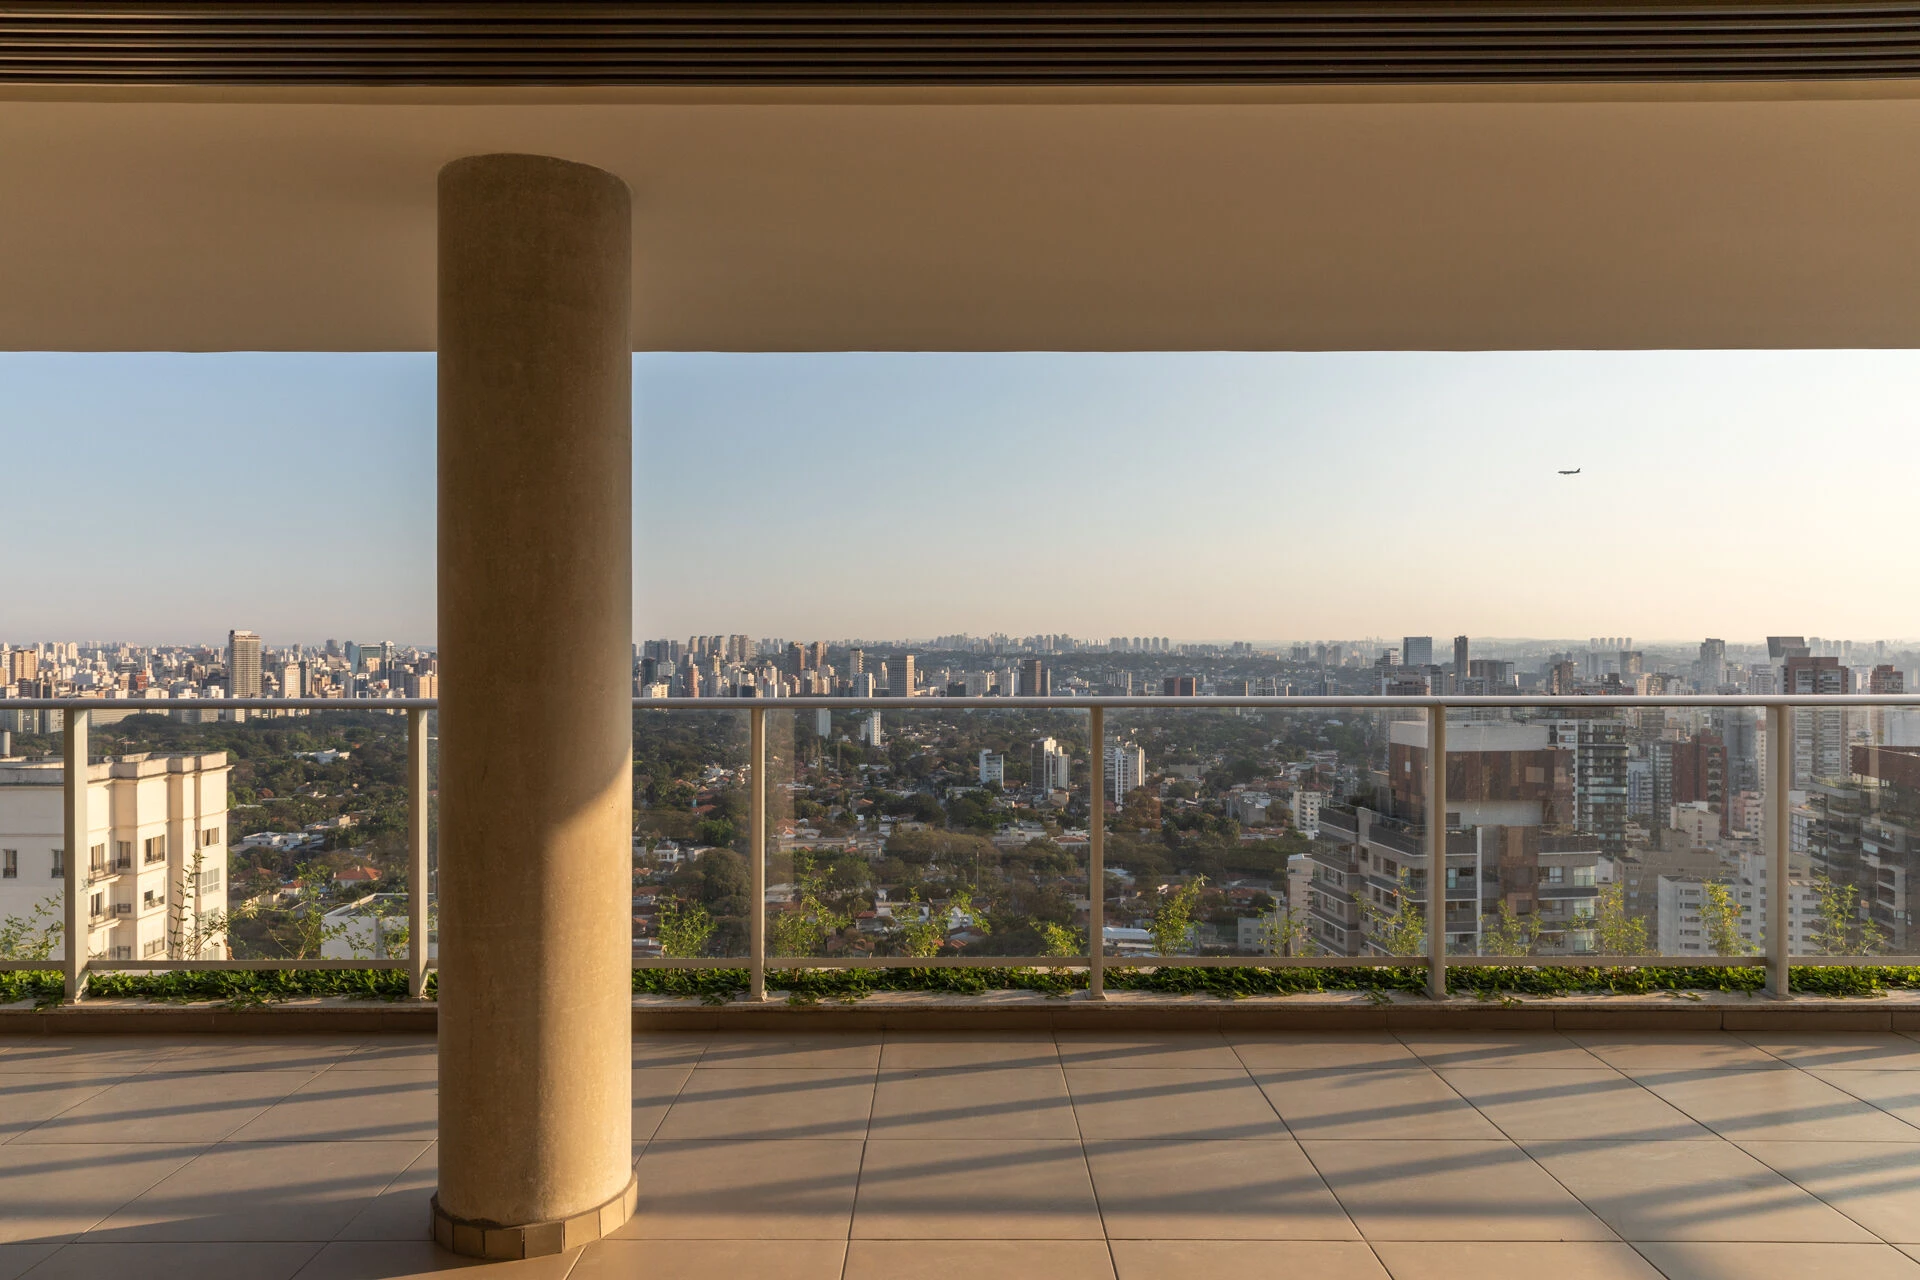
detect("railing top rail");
top-left (10, 693), bottom-right (1920, 712)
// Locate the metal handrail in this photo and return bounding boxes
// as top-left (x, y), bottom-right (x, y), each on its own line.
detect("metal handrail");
top-left (17, 691), bottom-right (1920, 1004)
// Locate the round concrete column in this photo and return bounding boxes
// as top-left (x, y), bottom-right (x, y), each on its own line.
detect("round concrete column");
top-left (434, 153), bottom-right (635, 1259)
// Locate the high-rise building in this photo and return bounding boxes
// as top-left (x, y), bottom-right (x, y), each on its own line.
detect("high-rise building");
top-left (1452, 635), bottom-right (1469, 678)
top-left (1699, 638), bottom-right (1727, 690)
top-left (1402, 636), bottom-right (1433, 668)
top-left (227, 630), bottom-right (261, 698)
top-left (889, 654), bottom-right (915, 697)
top-left (1106, 744), bottom-right (1147, 805)
top-left (977, 751), bottom-right (1005, 786)
top-left (1162, 676), bottom-right (1197, 696)
top-left (1031, 737), bottom-right (1071, 792)
top-left (0, 751), bottom-right (230, 961)
top-left (1018, 658), bottom-right (1049, 697)
top-left (1783, 654), bottom-right (1852, 785)
top-left (785, 642), bottom-right (807, 675)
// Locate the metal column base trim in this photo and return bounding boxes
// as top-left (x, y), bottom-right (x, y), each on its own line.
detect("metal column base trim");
top-left (431, 1173), bottom-right (638, 1259)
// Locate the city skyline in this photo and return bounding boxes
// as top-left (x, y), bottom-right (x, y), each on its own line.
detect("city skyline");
top-left (5, 348), bottom-right (1917, 642)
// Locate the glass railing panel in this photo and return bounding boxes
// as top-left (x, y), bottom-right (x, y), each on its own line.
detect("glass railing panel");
top-left (632, 707), bottom-right (752, 961)
top-left (772, 703), bottom-right (1092, 963)
top-left (1100, 705), bottom-right (1398, 960)
top-left (1799, 700), bottom-right (1917, 958)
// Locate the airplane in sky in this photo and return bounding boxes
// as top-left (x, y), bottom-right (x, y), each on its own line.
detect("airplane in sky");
top-left (1558, 468), bottom-right (1582, 475)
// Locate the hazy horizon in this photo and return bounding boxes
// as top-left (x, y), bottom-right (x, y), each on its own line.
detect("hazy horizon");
top-left (3, 349), bottom-right (1913, 646)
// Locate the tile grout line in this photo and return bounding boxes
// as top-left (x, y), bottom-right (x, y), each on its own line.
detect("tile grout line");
top-left (843, 1029), bottom-right (887, 1280)
top-left (1053, 1027), bottom-right (1121, 1280)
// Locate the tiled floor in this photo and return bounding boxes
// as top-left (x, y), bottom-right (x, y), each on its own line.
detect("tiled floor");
top-left (3, 1030), bottom-right (1920, 1278)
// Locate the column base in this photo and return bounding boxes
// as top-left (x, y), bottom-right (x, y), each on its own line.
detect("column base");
top-left (432, 1173), bottom-right (638, 1259)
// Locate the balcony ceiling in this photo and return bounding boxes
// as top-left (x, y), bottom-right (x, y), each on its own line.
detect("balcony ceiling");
top-left (4, 3), bottom-right (1920, 351)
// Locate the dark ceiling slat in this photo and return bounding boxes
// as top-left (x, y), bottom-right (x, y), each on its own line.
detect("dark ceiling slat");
top-left (6, 2), bottom-right (1920, 84)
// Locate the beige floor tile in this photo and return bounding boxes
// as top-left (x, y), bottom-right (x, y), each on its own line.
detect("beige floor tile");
top-left (1300, 1139), bottom-right (1615, 1241)
top-left (335, 1144), bottom-right (435, 1242)
top-left (0, 1038), bottom-right (187, 1075)
top-left (578, 1239), bottom-right (847, 1280)
top-left (291, 1241), bottom-right (580, 1277)
top-left (0, 1243), bottom-right (60, 1280)
top-left (85, 1140), bottom-right (429, 1241)
top-left (1632, 1241), bottom-right (1920, 1280)
top-left (1739, 1141), bottom-right (1920, 1243)
top-left (22, 1242), bottom-right (322, 1279)
top-left (1254, 1068), bottom-right (1501, 1140)
top-left (879, 1032), bottom-right (1060, 1069)
top-left (1398, 1033), bottom-right (1608, 1070)
top-left (1056, 1033), bottom-right (1242, 1068)
top-left (852, 1138), bottom-right (1103, 1239)
top-left (869, 1067), bottom-right (1077, 1140)
top-left (1230, 1033), bottom-right (1422, 1070)
top-left (1640, 1069), bottom-right (1920, 1141)
top-left (1740, 1035), bottom-right (1920, 1070)
top-left (631, 1067), bottom-right (693, 1144)
top-left (1065, 1068), bottom-right (1284, 1140)
top-left (1811, 1070), bottom-right (1920, 1127)
top-left (1437, 1068), bottom-right (1712, 1141)
top-left (1084, 1138), bottom-right (1358, 1239)
top-left (619, 1140), bottom-right (864, 1238)
top-left (338, 1039), bottom-right (438, 1071)
top-left (228, 1070), bottom-right (437, 1143)
top-left (0, 1075), bottom-right (123, 1144)
top-left (18, 1070), bottom-right (316, 1144)
top-left (161, 1039), bottom-right (369, 1073)
top-left (846, 1239), bottom-right (1114, 1280)
top-left (1111, 1240), bottom-right (1386, 1280)
top-left (0, 1143), bottom-right (204, 1243)
top-left (1372, 1241), bottom-right (1663, 1280)
top-left (1569, 1033), bottom-right (1787, 1072)
top-left (652, 1068), bottom-right (873, 1140)
top-left (628, 1037), bottom-right (713, 1070)
top-left (1521, 1139), bottom-right (1878, 1242)
top-left (699, 1033), bottom-right (880, 1069)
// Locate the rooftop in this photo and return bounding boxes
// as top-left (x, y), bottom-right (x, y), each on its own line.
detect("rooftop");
top-left (4, 1027), bottom-right (1920, 1279)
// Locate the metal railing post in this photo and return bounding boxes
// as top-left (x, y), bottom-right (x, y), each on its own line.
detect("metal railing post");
top-left (749, 706), bottom-right (767, 1002)
top-left (61, 709), bottom-right (88, 1002)
top-left (1767, 703), bottom-right (1791, 998)
top-left (1088, 706), bottom-right (1105, 1001)
top-left (1426, 705), bottom-right (1448, 1000)
top-left (406, 707), bottom-right (431, 999)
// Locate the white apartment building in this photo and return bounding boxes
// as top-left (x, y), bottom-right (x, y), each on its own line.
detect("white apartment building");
top-left (1289, 788), bottom-right (1324, 837)
top-left (1106, 744), bottom-right (1147, 805)
top-left (1656, 849), bottom-right (1819, 955)
top-left (977, 751), bottom-right (1005, 786)
top-left (0, 751), bottom-right (230, 961)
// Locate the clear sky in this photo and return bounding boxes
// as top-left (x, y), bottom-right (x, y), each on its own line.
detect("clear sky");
top-left (1, 349), bottom-right (1910, 648)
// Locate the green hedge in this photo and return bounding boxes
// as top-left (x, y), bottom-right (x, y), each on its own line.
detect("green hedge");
top-left (4, 964), bottom-right (1919, 1009)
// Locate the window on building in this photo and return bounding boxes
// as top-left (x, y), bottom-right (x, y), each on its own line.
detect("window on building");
top-left (142, 937), bottom-right (166, 958)
top-left (201, 827), bottom-right (221, 847)
top-left (1, 850), bottom-right (14, 879)
top-left (143, 835), bottom-right (166, 864)
top-left (115, 840), bottom-right (132, 868)
top-left (89, 843), bottom-right (105, 873)
top-left (1572, 866), bottom-right (1597, 887)
top-left (50, 848), bottom-right (62, 878)
top-left (89, 892), bottom-right (103, 920)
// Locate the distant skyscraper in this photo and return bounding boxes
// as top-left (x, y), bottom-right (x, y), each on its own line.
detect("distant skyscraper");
top-left (1162, 676), bottom-right (1197, 696)
top-left (1031, 737), bottom-right (1071, 792)
top-left (1106, 744), bottom-right (1147, 805)
top-left (1402, 636), bottom-right (1434, 668)
top-left (1699, 638), bottom-right (1727, 690)
top-left (1783, 655), bottom-right (1852, 785)
top-left (889, 654), bottom-right (915, 697)
top-left (1452, 635), bottom-right (1469, 676)
top-left (978, 751), bottom-right (1005, 786)
top-left (227, 630), bottom-right (261, 698)
top-left (1018, 658), bottom-right (1050, 697)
